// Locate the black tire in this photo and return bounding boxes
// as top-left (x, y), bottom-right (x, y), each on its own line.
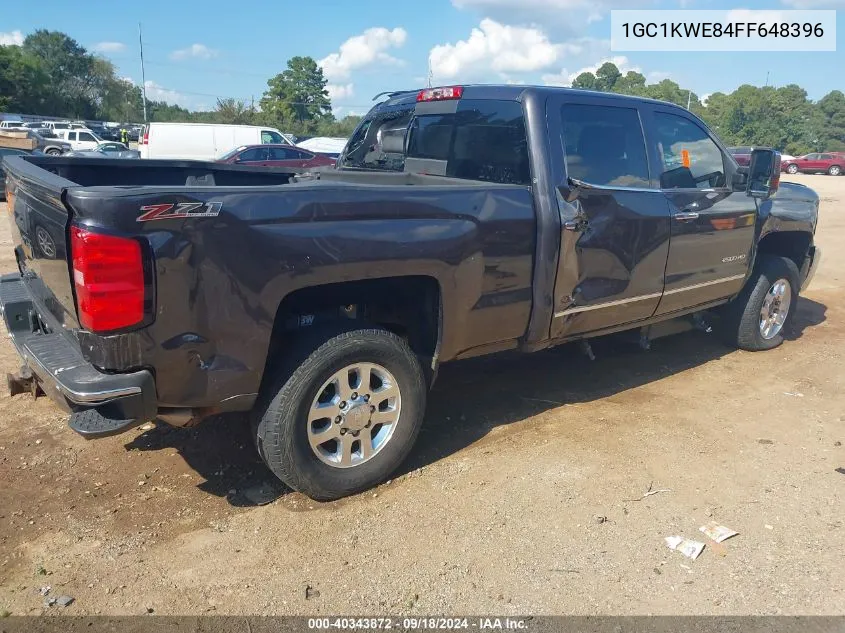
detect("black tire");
top-left (828, 165), bottom-right (842, 176)
top-left (786, 164), bottom-right (799, 174)
top-left (254, 325), bottom-right (426, 501)
top-left (45, 148), bottom-right (61, 156)
top-left (720, 255), bottom-right (800, 351)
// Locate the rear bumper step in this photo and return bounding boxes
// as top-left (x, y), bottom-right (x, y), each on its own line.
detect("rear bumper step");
top-left (0, 273), bottom-right (157, 438)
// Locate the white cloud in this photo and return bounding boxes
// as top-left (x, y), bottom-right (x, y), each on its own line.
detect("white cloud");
top-left (169, 43), bottom-right (217, 61)
top-left (429, 19), bottom-right (563, 81)
top-left (319, 27), bottom-right (407, 81)
top-left (144, 80), bottom-right (192, 108)
top-left (93, 41), bottom-right (125, 53)
top-left (0, 30), bottom-right (24, 46)
top-left (700, 93), bottom-right (712, 106)
top-left (327, 83), bottom-right (355, 101)
top-left (542, 55), bottom-right (638, 86)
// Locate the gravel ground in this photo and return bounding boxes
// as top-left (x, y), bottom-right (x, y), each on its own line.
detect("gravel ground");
top-left (0, 174), bottom-right (843, 616)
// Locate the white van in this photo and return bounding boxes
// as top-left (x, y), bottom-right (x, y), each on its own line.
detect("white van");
top-left (0, 120), bottom-right (25, 129)
top-left (139, 123), bottom-right (296, 161)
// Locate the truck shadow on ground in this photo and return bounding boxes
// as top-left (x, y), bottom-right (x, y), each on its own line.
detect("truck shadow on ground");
top-left (124, 297), bottom-right (827, 507)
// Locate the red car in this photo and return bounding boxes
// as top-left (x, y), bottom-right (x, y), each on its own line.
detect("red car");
top-left (781, 152), bottom-right (845, 176)
top-left (217, 144), bottom-right (336, 169)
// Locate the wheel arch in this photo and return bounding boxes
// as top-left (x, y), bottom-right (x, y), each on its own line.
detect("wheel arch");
top-left (259, 275), bottom-right (444, 395)
top-left (755, 230), bottom-right (813, 275)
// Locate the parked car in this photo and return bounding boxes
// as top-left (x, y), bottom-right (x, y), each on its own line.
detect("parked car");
top-left (217, 144), bottom-right (336, 169)
top-left (727, 146), bottom-right (755, 166)
top-left (0, 120), bottom-right (25, 130)
top-left (0, 85), bottom-right (821, 501)
top-left (781, 152), bottom-right (845, 176)
top-left (139, 122), bottom-right (296, 161)
top-left (61, 129), bottom-right (104, 152)
top-left (0, 147), bottom-right (32, 197)
top-left (67, 142), bottom-right (140, 159)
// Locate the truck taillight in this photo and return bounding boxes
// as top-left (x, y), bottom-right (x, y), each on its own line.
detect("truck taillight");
top-left (417, 86), bottom-right (463, 102)
top-left (70, 226), bottom-right (145, 333)
top-left (141, 130), bottom-right (149, 145)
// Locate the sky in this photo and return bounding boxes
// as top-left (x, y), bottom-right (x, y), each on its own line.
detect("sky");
top-left (1, 0), bottom-right (843, 117)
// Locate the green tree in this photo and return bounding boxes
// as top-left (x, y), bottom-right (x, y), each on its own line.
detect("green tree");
top-left (571, 71), bottom-right (598, 90)
top-left (21, 30), bottom-right (99, 117)
top-left (817, 90), bottom-right (845, 151)
top-left (612, 71), bottom-right (647, 96)
top-left (0, 44), bottom-right (50, 113)
top-left (260, 56), bottom-right (332, 133)
top-left (214, 98), bottom-right (256, 125)
top-left (594, 62), bottom-right (621, 92)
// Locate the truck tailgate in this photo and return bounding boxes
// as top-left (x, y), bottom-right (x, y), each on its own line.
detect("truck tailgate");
top-left (3, 155), bottom-right (79, 329)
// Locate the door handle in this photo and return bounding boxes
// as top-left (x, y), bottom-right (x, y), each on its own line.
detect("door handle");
top-left (673, 210), bottom-right (700, 221)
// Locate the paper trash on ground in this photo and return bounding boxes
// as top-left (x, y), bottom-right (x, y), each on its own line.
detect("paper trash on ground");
top-left (665, 536), bottom-right (706, 560)
top-left (699, 522), bottom-right (739, 543)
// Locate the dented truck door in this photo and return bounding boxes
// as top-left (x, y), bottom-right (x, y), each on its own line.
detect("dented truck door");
top-left (547, 93), bottom-right (671, 339)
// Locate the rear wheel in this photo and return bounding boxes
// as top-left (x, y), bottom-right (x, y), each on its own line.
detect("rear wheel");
top-left (720, 255), bottom-right (800, 351)
top-left (828, 165), bottom-right (842, 176)
top-left (254, 325), bottom-right (426, 501)
top-left (786, 164), bottom-right (799, 174)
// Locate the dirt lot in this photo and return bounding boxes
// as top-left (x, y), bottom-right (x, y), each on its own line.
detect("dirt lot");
top-left (0, 174), bottom-right (843, 616)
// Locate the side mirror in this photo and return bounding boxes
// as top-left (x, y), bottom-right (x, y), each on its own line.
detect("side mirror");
top-left (747, 149), bottom-right (781, 200)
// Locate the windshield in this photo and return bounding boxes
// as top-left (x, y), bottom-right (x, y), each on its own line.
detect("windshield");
top-left (218, 146), bottom-right (247, 160)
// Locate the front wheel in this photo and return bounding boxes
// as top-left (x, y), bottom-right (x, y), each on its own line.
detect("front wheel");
top-left (828, 165), bottom-right (842, 176)
top-left (786, 164), bottom-right (799, 174)
top-left (720, 255), bottom-right (800, 351)
top-left (254, 326), bottom-right (426, 501)
top-left (45, 148), bottom-right (61, 156)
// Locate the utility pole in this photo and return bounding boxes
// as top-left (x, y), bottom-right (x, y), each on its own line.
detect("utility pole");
top-left (427, 61), bottom-right (433, 88)
top-left (139, 23), bottom-right (148, 123)
top-left (765, 71), bottom-right (770, 87)
top-left (686, 89), bottom-right (692, 110)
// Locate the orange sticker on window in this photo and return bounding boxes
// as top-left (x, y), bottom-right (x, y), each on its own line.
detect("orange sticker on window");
top-left (681, 149), bottom-right (691, 168)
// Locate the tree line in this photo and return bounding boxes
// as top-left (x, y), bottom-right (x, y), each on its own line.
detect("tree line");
top-left (2, 31), bottom-right (844, 153)
top-left (0, 30), bottom-right (362, 137)
top-left (571, 62), bottom-right (845, 155)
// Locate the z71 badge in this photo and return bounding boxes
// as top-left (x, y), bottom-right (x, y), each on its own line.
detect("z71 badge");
top-left (137, 201), bottom-right (222, 222)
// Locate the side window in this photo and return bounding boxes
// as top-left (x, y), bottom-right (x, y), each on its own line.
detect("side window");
top-left (820, 154), bottom-right (832, 160)
top-left (268, 147), bottom-right (293, 160)
top-left (293, 150), bottom-right (312, 160)
top-left (68, 132), bottom-right (76, 141)
top-left (560, 103), bottom-right (650, 188)
top-left (238, 147), bottom-right (266, 161)
top-left (261, 131), bottom-right (284, 144)
top-left (406, 99), bottom-right (530, 185)
top-left (79, 132), bottom-right (95, 142)
top-left (652, 112), bottom-right (726, 189)
top-left (805, 153), bottom-right (818, 160)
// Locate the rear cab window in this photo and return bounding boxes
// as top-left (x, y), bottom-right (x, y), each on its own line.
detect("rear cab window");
top-left (339, 93), bottom-right (531, 186)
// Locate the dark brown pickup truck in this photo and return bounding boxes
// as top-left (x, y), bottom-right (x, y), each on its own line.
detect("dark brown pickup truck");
top-left (1, 85), bottom-right (821, 500)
